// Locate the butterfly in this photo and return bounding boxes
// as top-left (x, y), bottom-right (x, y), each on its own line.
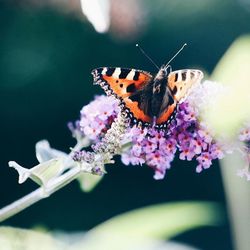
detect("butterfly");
top-left (91, 65), bottom-right (203, 129)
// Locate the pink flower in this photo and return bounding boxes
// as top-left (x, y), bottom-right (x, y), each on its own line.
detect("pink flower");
top-left (196, 152), bottom-right (213, 172)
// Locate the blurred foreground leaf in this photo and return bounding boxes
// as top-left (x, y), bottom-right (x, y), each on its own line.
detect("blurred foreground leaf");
top-left (79, 202), bottom-right (222, 250)
top-left (0, 227), bottom-right (63, 250)
top-left (206, 35), bottom-right (250, 138)
top-left (205, 35), bottom-right (250, 250)
top-left (0, 202), bottom-right (222, 250)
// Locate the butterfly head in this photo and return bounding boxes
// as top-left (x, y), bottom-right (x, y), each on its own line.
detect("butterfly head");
top-left (163, 64), bottom-right (172, 74)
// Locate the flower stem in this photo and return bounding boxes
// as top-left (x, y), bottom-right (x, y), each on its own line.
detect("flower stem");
top-left (0, 163), bottom-right (85, 223)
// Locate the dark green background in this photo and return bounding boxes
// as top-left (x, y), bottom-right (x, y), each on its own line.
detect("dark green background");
top-left (1, 1), bottom-right (250, 249)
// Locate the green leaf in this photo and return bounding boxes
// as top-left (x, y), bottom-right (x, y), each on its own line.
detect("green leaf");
top-left (0, 202), bottom-right (222, 250)
top-left (77, 172), bottom-right (103, 192)
top-left (79, 202), bottom-right (222, 250)
top-left (0, 227), bottom-right (64, 250)
top-left (9, 158), bottom-right (64, 186)
top-left (35, 140), bottom-right (68, 164)
top-left (206, 35), bottom-right (250, 138)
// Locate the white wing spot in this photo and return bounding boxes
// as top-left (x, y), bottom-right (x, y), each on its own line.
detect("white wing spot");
top-left (113, 68), bottom-right (121, 78)
top-left (126, 70), bottom-right (135, 80)
top-left (102, 67), bottom-right (107, 74)
top-left (186, 70), bottom-right (191, 81)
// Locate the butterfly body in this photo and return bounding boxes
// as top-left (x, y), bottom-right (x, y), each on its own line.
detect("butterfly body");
top-left (92, 66), bottom-right (203, 128)
top-left (151, 67), bottom-right (174, 117)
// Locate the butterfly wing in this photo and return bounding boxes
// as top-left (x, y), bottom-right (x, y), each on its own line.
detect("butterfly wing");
top-left (156, 69), bottom-right (203, 127)
top-left (155, 102), bottom-right (176, 128)
top-left (167, 69), bottom-right (204, 101)
top-left (92, 67), bottom-right (153, 124)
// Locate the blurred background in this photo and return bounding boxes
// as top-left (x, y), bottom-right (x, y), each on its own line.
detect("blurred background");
top-left (0, 0), bottom-right (250, 249)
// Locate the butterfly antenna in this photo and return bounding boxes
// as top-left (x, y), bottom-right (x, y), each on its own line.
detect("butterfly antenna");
top-left (136, 44), bottom-right (160, 70)
top-left (165, 43), bottom-right (187, 68)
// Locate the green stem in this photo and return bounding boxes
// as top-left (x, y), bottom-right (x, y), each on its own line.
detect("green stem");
top-left (0, 140), bottom-right (91, 223)
top-left (220, 152), bottom-right (250, 250)
top-left (0, 164), bottom-right (83, 223)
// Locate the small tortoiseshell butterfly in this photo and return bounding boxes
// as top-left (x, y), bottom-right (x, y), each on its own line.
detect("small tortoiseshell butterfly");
top-left (91, 47), bottom-right (203, 129)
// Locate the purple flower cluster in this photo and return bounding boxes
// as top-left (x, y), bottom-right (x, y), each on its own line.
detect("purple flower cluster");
top-left (72, 150), bottom-right (95, 163)
top-left (79, 95), bottom-right (120, 141)
top-left (121, 101), bottom-right (224, 179)
top-left (121, 127), bottom-right (177, 179)
top-left (72, 92), bottom-right (228, 179)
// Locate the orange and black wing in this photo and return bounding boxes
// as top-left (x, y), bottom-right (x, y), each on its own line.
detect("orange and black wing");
top-left (92, 67), bottom-right (153, 125)
top-left (167, 69), bottom-right (203, 102)
top-left (156, 69), bottom-right (203, 128)
top-left (155, 102), bottom-right (177, 128)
